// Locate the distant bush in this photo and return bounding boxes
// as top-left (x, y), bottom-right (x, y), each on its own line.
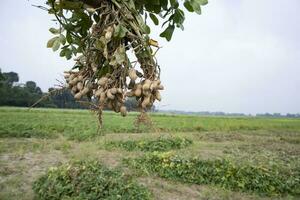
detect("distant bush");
top-left (125, 152), bottom-right (300, 196)
top-left (106, 136), bottom-right (192, 152)
top-left (33, 161), bottom-right (152, 200)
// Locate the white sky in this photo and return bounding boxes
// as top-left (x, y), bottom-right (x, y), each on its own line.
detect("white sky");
top-left (0, 0), bottom-right (299, 114)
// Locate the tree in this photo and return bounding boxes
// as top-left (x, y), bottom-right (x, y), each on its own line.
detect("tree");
top-left (48, 87), bottom-right (86, 108)
top-left (0, 69), bottom-right (5, 87)
top-left (25, 81), bottom-right (43, 94)
top-left (25, 81), bottom-right (37, 91)
top-left (0, 71), bottom-right (45, 107)
top-left (0, 69), bottom-right (4, 81)
top-left (44, 0), bottom-right (207, 126)
top-left (124, 97), bottom-right (139, 111)
top-left (2, 72), bottom-right (19, 86)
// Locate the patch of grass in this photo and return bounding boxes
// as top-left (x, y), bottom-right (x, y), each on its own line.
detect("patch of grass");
top-left (125, 152), bottom-right (300, 196)
top-left (0, 139), bottom-right (46, 154)
top-left (1, 107), bottom-right (300, 199)
top-left (1, 107), bottom-right (300, 140)
top-left (279, 136), bottom-right (300, 144)
top-left (53, 141), bottom-right (72, 153)
top-left (138, 177), bottom-right (266, 200)
top-left (33, 160), bottom-right (152, 200)
top-left (196, 132), bottom-right (246, 142)
top-left (106, 136), bottom-right (192, 152)
top-left (1, 132), bottom-right (300, 200)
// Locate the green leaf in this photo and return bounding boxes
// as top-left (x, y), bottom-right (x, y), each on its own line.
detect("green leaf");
top-left (144, 24), bottom-right (151, 34)
top-left (114, 46), bottom-right (126, 65)
top-left (114, 24), bottom-right (128, 39)
top-left (190, 0), bottom-right (202, 14)
top-left (173, 9), bottom-right (185, 25)
top-left (197, 0), bottom-right (208, 5)
top-left (178, 24), bottom-right (184, 31)
top-left (60, 49), bottom-right (66, 57)
top-left (47, 36), bottom-right (59, 48)
top-left (95, 36), bottom-right (107, 50)
top-left (183, 1), bottom-right (194, 12)
top-left (149, 13), bottom-right (159, 25)
top-left (71, 45), bottom-right (77, 56)
top-left (151, 0), bottom-right (160, 5)
top-left (109, 45), bottom-right (126, 66)
top-left (160, 25), bottom-right (175, 41)
top-left (52, 39), bottom-right (61, 52)
top-left (65, 49), bottom-right (72, 60)
top-left (145, 3), bottom-right (161, 14)
top-left (49, 28), bottom-right (61, 35)
top-left (169, 0), bottom-right (179, 8)
top-left (66, 32), bottom-right (73, 43)
top-left (160, 0), bottom-right (168, 10)
top-left (126, 0), bottom-right (136, 10)
top-left (59, 45), bottom-right (72, 60)
top-left (59, 34), bottom-right (66, 45)
top-left (98, 65), bottom-right (111, 77)
top-left (136, 14), bottom-right (152, 34)
top-left (58, 1), bottom-right (83, 10)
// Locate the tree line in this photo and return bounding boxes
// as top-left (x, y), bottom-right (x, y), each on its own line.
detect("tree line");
top-left (0, 69), bottom-right (143, 111)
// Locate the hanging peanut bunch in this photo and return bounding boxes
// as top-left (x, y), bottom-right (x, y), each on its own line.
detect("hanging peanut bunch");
top-left (45, 0), bottom-right (207, 126)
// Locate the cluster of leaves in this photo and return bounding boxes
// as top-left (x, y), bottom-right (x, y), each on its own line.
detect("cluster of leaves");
top-left (45, 0), bottom-right (208, 61)
top-left (106, 136), bottom-right (192, 152)
top-left (33, 161), bottom-right (152, 200)
top-left (125, 152), bottom-right (300, 196)
top-left (135, 0), bottom-right (208, 41)
top-left (46, 0), bottom-right (92, 60)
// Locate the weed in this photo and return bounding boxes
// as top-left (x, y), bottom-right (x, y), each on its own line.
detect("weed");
top-left (106, 136), bottom-right (192, 152)
top-left (125, 152), bottom-right (300, 196)
top-left (33, 160), bottom-right (152, 200)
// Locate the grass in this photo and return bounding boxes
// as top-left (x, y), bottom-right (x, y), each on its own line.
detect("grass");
top-left (1, 107), bottom-right (300, 141)
top-left (0, 107), bottom-right (300, 199)
top-left (33, 161), bottom-right (152, 200)
top-left (105, 136), bottom-right (193, 152)
top-left (126, 152), bottom-right (300, 196)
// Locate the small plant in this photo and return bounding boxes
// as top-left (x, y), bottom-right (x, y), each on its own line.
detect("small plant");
top-left (106, 136), bottom-right (192, 152)
top-left (33, 161), bottom-right (152, 200)
top-left (125, 152), bottom-right (300, 196)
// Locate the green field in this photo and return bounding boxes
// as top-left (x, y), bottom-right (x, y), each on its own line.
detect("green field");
top-left (0, 107), bottom-right (300, 199)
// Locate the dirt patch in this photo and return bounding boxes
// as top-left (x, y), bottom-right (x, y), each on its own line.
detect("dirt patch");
top-left (66, 140), bottom-right (124, 167)
top-left (138, 177), bottom-right (263, 200)
top-left (0, 151), bottom-right (66, 200)
top-left (197, 132), bottom-right (246, 142)
top-left (139, 177), bottom-right (202, 200)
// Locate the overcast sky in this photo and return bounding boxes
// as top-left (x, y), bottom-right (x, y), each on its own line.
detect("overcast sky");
top-left (0, 0), bottom-right (299, 114)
